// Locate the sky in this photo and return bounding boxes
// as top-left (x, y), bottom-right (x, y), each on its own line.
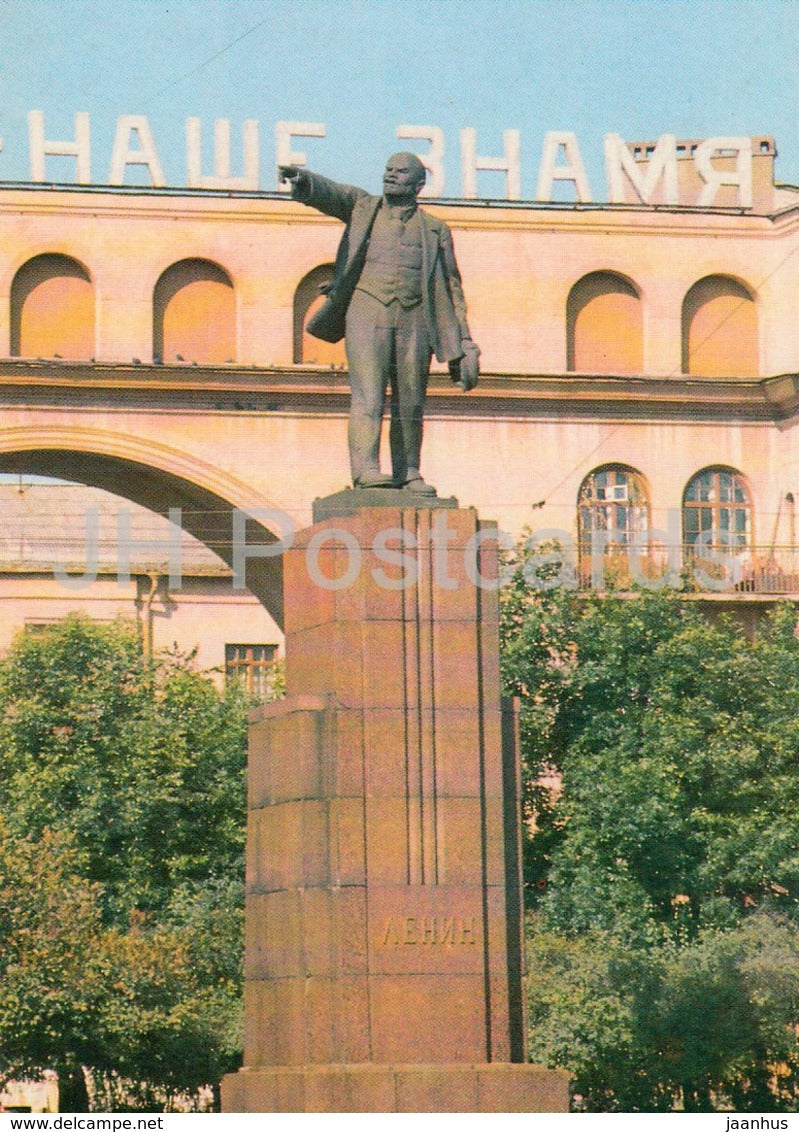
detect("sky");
top-left (0, 0), bottom-right (796, 200)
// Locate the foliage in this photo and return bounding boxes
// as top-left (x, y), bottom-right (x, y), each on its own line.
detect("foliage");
top-left (528, 914), bottom-right (799, 1111)
top-left (0, 616), bottom-right (249, 924)
top-left (0, 822), bottom-right (103, 1110)
top-left (0, 821), bottom-right (241, 1111)
top-left (500, 556), bottom-right (799, 1110)
top-left (0, 616), bottom-right (250, 1109)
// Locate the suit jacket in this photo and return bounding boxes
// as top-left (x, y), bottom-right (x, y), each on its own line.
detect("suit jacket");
top-left (293, 171), bottom-right (471, 363)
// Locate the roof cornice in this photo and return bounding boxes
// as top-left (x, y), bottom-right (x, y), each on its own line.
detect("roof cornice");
top-left (0, 359), bottom-right (794, 423)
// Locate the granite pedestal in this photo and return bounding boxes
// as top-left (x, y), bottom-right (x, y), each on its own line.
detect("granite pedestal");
top-left (221, 493), bottom-right (569, 1112)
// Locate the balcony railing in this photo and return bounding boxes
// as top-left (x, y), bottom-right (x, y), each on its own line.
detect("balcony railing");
top-left (567, 544), bottom-right (799, 595)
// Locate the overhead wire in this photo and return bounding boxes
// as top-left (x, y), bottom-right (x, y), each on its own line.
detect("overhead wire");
top-left (151, 15), bottom-right (271, 100)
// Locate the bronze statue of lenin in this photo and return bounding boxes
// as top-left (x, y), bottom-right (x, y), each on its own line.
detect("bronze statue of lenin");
top-left (281, 153), bottom-right (480, 495)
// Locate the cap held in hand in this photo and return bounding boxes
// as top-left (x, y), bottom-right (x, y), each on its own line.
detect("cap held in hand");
top-left (449, 340), bottom-right (480, 391)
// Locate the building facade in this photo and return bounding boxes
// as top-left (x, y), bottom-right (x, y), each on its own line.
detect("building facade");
top-left (1, 136), bottom-right (799, 646)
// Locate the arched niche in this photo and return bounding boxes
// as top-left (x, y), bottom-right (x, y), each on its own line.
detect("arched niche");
top-left (567, 271), bottom-right (643, 374)
top-left (153, 258), bottom-right (235, 364)
top-left (682, 275), bottom-right (758, 377)
top-left (11, 253), bottom-right (94, 359)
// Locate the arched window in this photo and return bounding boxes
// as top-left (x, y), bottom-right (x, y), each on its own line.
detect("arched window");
top-left (293, 265), bottom-right (347, 366)
top-left (578, 465), bottom-right (650, 586)
top-left (153, 259), bottom-right (235, 364)
top-left (11, 254), bottom-right (94, 359)
top-left (682, 275), bottom-right (757, 376)
top-left (567, 271), bottom-right (643, 374)
top-left (683, 467), bottom-right (751, 551)
top-left (578, 465), bottom-right (650, 549)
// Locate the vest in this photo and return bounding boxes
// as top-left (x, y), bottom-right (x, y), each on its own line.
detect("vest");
top-left (355, 206), bottom-right (423, 307)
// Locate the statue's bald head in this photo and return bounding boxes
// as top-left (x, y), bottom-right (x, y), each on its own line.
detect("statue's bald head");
top-left (383, 152), bottom-right (426, 200)
top-left (388, 152), bottom-right (426, 183)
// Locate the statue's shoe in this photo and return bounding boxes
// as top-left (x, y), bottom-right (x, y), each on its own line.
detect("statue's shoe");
top-left (354, 473), bottom-right (395, 488)
top-left (402, 473), bottom-right (437, 497)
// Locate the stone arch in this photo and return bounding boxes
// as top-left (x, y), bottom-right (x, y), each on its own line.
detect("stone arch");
top-left (11, 253), bottom-right (94, 359)
top-left (153, 258), bottom-right (236, 364)
top-left (293, 264), bottom-right (347, 366)
top-left (0, 426), bottom-right (285, 624)
top-left (681, 275), bottom-right (758, 376)
top-left (567, 270), bottom-right (643, 374)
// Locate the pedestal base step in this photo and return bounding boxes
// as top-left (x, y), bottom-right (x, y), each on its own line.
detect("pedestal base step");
top-left (221, 1063), bottom-right (569, 1113)
top-left (312, 486), bottom-right (459, 522)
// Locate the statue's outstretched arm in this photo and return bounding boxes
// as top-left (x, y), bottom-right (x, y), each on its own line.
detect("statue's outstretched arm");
top-left (279, 165), bottom-right (367, 223)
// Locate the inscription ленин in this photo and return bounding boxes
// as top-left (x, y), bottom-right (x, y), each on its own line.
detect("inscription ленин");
top-left (380, 915), bottom-right (478, 947)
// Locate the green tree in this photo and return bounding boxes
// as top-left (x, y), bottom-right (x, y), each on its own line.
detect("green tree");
top-left (0, 822), bottom-right (103, 1111)
top-left (527, 916), bottom-right (799, 1111)
top-left (90, 918), bottom-right (241, 1111)
top-left (0, 821), bottom-right (242, 1112)
top-left (0, 616), bottom-right (251, 1109)
top-left (0, 616), bottom-right (249, 923)
top-left (500, 565), bottom-right (799, 1110)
